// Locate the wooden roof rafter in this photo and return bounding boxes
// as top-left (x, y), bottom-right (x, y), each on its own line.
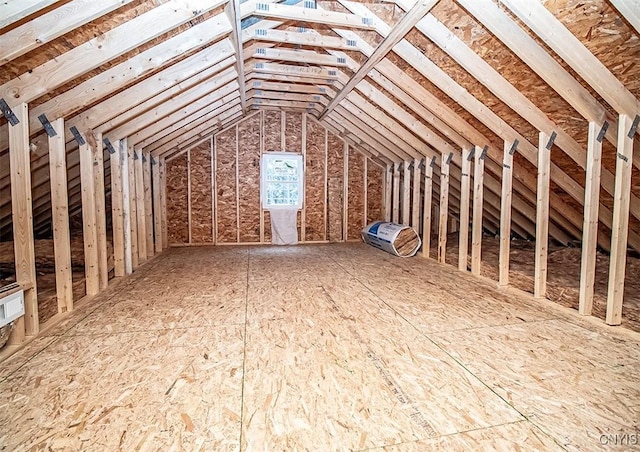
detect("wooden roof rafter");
top-left (318, 0), bottom-right (440, 121)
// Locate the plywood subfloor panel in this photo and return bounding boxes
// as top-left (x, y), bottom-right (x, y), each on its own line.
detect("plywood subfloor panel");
top-left (2, 244), bottom-right (638, 450)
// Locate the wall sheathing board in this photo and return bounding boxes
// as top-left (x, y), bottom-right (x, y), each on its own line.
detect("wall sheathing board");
top-left (215, 127), bottom-right (238, 243)
top-left (190, 141), bottom-right (213, 244)
top-left (164, 111), bottom-right (376, 245)
top-left (305, 118), bottom-right (327, 241)
top-left (347, 147), bottom-right (365, 240)
top-left (238, 114), bottom-right (261, 243)
top-left (263, 110), bottom-right (282, 243)
top-left (165, 153), bottom-right (189, 244)
top-left (327, 133), bottom-right (344, 242)
top-left (285, 113), bottom-right (303, 238)
top-left (367, 163), bottom-right (384, 224)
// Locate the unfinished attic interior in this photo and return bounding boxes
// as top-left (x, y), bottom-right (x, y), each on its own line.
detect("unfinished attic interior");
top-left (1, 0), bottom-right (640, 448)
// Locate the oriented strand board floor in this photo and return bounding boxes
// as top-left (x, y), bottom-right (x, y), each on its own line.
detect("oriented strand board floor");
top-left (1, 244), bottom-right (639, 450)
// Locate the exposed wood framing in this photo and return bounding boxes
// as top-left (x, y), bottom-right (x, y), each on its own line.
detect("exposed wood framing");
top-left (606, 115), bottom-right (635, 325)
top-left (121, 139), bottom-right (133, 274)
top-left (458, 148), bottom-right (472, 272)
top-left (227, 0), bottom-right (247, 114)
top-left (160, 157), bottom-right (168, 250)
top-left (438, 153), bottom-right (450, 264)
top-left (578, 122), bottom-right (604, 315)
top-left (392, 162), bottom-right (400, 224)
top-left (92, 133), bottom-right (108, 291)
top-left (319, 0), bottom-right (439, 120)
top-left (48, 118), bottom-right (73, 313)
top-left (79, 141), bottom-right (100, 296)
top-left (144, 152), bottom-right (154, 257)
top-left (8, 103), bottom-right (38, 343)
top-left (384, 166), bottom-right (392, 222)
top-left (499, 141), bottom-right (515, 287)
top-left (111, 140), bottom-right (126, 277)
top-left (128, 146), bottom-right (139, 269)
top-left (422, 159), bottom-right (434, 258)
top-left (412, 158), bottom-right (421, 230)
top-left (534, 132), bottom-right (552, 300)
top-left (402, 162), bottom-right (411, 226)
top-left (153, 157), bottom-right (163, 253)
top-left (471, 147), bottom-right (485, 276)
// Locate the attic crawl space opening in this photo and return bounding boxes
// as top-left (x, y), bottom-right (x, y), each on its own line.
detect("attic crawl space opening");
top-left (0, 0), bottom-right (639, 448)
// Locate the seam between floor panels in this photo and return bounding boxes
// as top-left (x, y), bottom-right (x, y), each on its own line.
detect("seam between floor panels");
top-left (238, 247), bottom-right (251, 450)
top-left (328, 255), bottom-right (569, 451)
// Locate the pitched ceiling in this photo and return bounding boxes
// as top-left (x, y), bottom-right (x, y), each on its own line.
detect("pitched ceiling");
top-left (0, 0), bottom-right (639, 249)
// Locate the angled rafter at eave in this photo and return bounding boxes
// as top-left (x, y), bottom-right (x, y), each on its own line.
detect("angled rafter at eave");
top-left (393, 0), bottom-right (640, 224)
top-left (318, 0), bottom-right (439, 121)
top-left (0, 0), bottom-right (136, 64)
top-left (0, 20), bottom-right (236, 154)
top-left (338, 1), bottom-right (625, 251)
top-left (499, 0), bottom-right (640, 118)
top-left (144, 99), bottom-right (243, 155)
top-left (0, 0), bottom-right (229, 108)
top-left (457, 0), bottom-right (640, 172)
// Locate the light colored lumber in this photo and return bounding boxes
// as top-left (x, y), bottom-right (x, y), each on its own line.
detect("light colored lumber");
top-left (458, 148), bottom-right (472, 272)
top-left (534, 133), bottom-right (552, 299)
top-left (251, 28), bottom-right (359, 50)
top-left (128, 146), bottom-right (139, 269)
top-left (392, 163), bottom-right (401, 224)
top-left (0, 0), bottom-right (135, 64)
top-left (499, 141), bottom-right (515, 287)
top-left (579, 122), bottom-right (604, 315)
top-left (471, 147), bottom-right (484, 276)
top-left (153, 158), bottom-right (163, 254)
top-left (48, 118), bottom-right (73, 313)
top-left (500, 0), bottom-right (640, 117)
top-left (0, 0), bottom-right (60, 30)
top-left (609, 0), bottom-right (640, 34)
top-left (320, 0), bottom-right (439, 120)
top-left (252, 2), bottom-right (376, 30)
top-left (144, 152), bottom-right (154, 257)
top-left (422, 159), bottom-right (434, 258)
top-left (438, 153), bottom-right (450, 264)
top-left (226, 0), bottom-right (247, 114)
top-left (92, 132), bottom-right (108, 290)
top-left (0, 0), bottom-right (227, 108)
top-left (403, 162), bottom-right (411, 226)
top-left (606, 115), bottom-right (635, 325)
top-left (111, 140), bottom-right (126, 277)
top-left (79, 141), bottom-right (99, 296)
top-left (8, 103), bottom-right (38, 343)
top-left (412, 158), bottom-right (421, 230)
top-left (160, 157), bottom-right (168, 250)
top-left (385, 166), bottom-right (392, 222)
top-left (135, 151), bottom-right (147, 260)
